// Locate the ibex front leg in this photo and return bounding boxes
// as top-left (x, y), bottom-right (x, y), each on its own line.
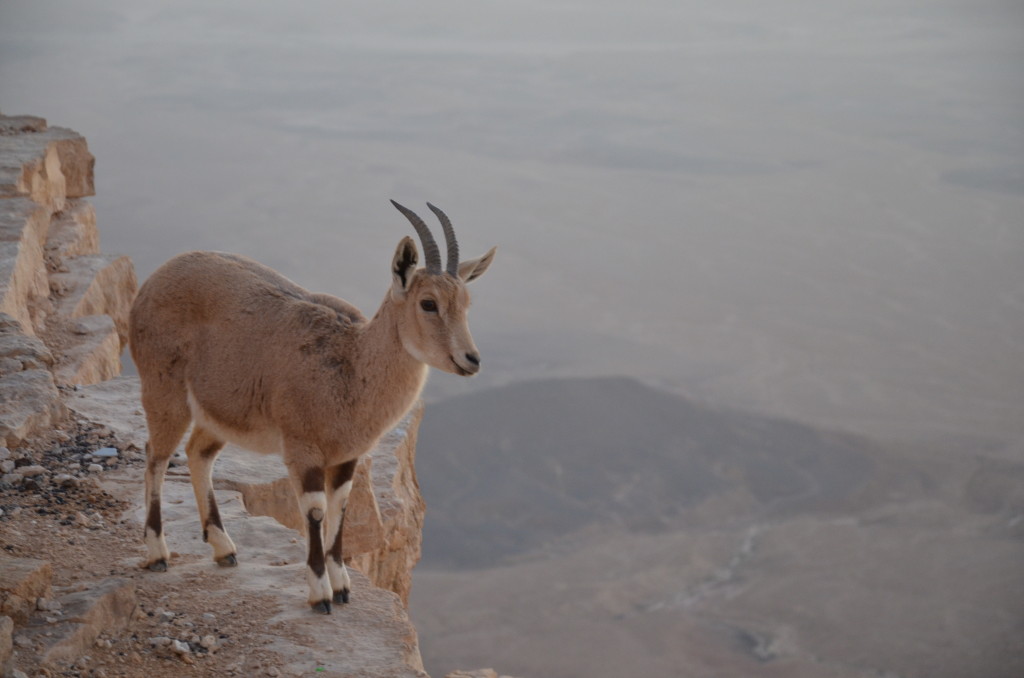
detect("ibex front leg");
top-left (288, 456), bottom-right (333, 613)
top-left (325, 460), bottom-right (357, 604)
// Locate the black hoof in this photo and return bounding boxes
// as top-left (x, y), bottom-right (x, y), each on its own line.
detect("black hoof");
top-left (148, 559), bottom-right (168, 572)
top-left (333, 588), bottom-right (350, 605)
top-left (217, 553), bottom-right (238, 567)
top-left (311, 599), bottom-right (332, 615)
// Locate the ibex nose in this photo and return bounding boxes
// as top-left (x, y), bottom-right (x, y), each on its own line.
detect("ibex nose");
top-left (464, 352), bottom-right (481, 367)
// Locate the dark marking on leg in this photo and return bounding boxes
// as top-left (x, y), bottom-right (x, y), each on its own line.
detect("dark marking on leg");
top-left (307, 512), bottom-right (326, 578)
top-left (329, 459), bottom-right (357, 490)
top-left (145, 497), bottom-right (162, 538)
top-left (331, 507), bottom-right (350, 606)
top-left (327, 461), bottom-right (357, 565)
top-left (329, 507), bottom-right (347, 563)
top-left (302, 466), bottom-right (325, 494)
top-left (307, 509), bottom-right (330, 613)
top-left (198, 441), bottom-right (223, 459)
top-left (206, 489), bottom-right (224, 531)
top-left (145, 497), bottom-right (168, 571)
top-left (327, 460), bottom-right (356, 604)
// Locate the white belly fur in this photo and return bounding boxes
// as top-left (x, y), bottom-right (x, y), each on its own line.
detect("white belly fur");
top-left (187, 387), bottom-right (284, 456)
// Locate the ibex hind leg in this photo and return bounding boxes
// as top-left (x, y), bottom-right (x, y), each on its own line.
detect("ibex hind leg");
top-left (141, 407), bottom-right (190, 571)
top-left (325, 460), bottom-right (357, 604)
top-left (289, 461), bottom-right (333, 614)
top-left (185, 426), bottom-right (237, 566)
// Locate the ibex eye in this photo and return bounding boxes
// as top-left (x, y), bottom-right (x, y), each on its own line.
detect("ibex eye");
top-left (420, 299), bottom-right (438, 313)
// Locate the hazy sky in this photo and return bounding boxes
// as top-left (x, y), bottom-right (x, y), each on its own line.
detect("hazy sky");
top-left (2, 0), bottom-right (1022, 441)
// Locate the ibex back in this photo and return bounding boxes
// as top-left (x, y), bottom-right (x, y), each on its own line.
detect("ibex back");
top-left (129, 201), bottom-right (495, 613)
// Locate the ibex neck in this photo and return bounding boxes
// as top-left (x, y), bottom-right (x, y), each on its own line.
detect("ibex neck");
top-left (357, 294), bottom-right (428, 421)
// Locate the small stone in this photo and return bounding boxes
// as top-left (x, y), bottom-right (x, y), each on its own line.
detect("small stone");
top-left (266, 668), bottom-right (281, 677)
top-left (93, 447), bottom-right (118, 458)
top-left (1, 473), bottom-right (23, 486)
top-left (201, 612), bottom-right (216, 621)
top-left (53, 473), bottom-right (78, 487)
top-left (75, 511), bottom-right (92, 527)
top-left (160, 609), bottom-right (175, 623)
top-left (19, 465), bottom-right (46, 477)
top-left (87, 464), bottom-right (104, 473)
top-left (0, 447), bottom-right (9, 460)
top-left (10, 670), bottom-right (28, 678)
top-left (200, 634), bottom-right (217, 650)
top-left (0, 460), bottom-right (13, 473)
top-left (13, 634), bottom-right (33, 648)
top-left (148, 636), bottom-right (171, 647)
top-left (36, 597), bottom-right (62, 612)
top-left (172, 639), bottom-right (191, 655)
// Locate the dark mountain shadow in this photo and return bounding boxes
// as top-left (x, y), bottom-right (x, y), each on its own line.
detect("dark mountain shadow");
top-left (416, 376), bottom-right (876, 569)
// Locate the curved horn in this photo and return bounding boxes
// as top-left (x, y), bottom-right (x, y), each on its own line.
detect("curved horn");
top-left (391, 200), bottom-right (441, 274)
top-left (427, 202), bottom-right (459, 277)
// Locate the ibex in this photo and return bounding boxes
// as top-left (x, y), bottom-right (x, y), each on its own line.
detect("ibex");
top-left (129, 201), bottom-right (495, 613)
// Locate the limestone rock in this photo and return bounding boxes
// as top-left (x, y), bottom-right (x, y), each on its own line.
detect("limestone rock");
top-left (0, 117), bottom-right (94, 210)
top-left (348, 405), bottom-right (426, 606)
top-left (0, 313), bottom-right (54, 372)
top-left (0, 313), bottom-right (64, 445)
top-left (49, 254), bottom-right (136, 344)
top-left (64, 376), bottom-right (147, 451)
top-left (43, 127), bottom-right (95, 199)
top-left (0, 113), bottom-right (130, 443)
top-left (0, 197), bottom-right (51, 334)
top-left (0, 369), bottom-right (64, 448)
top-left (51, 314), bottom-right (121, 387)
top-left (0, 614), bottom-right (12, 667)
top-left (18, 579), bottom-right (137, 667)
top-left (0, 116), bottom-right (47, 135)
top-left (0, 126), bottom-right (66, 211)
top-left (0, 557), bottom-right (52, 624)
top-left (45, 200), bottom-right (99, 268)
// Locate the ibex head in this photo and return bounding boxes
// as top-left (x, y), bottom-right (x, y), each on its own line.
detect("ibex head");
top-left (389, 201), bottom-right (496, 376)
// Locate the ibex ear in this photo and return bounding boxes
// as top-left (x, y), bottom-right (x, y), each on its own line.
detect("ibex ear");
top-left (391, 236), bottom-right (419, 299)
top-left (458, 246), bottom-right (496, 283)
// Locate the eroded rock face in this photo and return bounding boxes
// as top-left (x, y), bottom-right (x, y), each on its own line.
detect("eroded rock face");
top-left (0, 114), bottom-right (137, 446)
top-left (0, 557), bottom-right (53, 624)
